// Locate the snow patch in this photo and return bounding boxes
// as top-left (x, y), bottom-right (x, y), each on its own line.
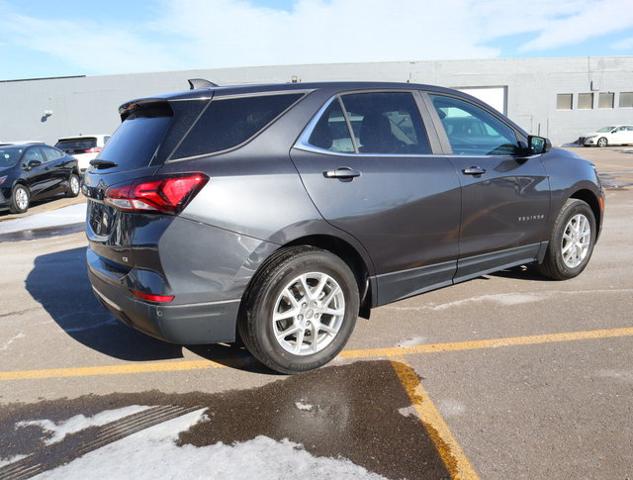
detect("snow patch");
top-left (596, 369), bottom-right (633, 383)
top-left (17, 405), bottom-right (151, 445)
top-left (0, 454), bottom-right (27, 467)
top-left (431, 292), bottom-right (542, 310)
top-left (397, 406), bottom-right (419, 419)
top-left (0, 332), bottom-right (25, 351)
top-left (33, 408), bottom-right (387, 480)
top-left (0, 203), bottom-right (86, 235)
top-left (397, 336), bottom-right (427, 347)
top-left (438, 399), bottom-right (466, 418)
top-left (294, 401), bottom-right (314, 412)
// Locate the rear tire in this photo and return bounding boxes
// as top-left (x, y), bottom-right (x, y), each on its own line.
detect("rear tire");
top-left (537, 199), bottom-right (596, 280)
top-left (9, 184), bottom-right (30, 214)
top-left (66, 174), bottom-right (80, 198)
top-left (238, 246), bottom-right (359, 374)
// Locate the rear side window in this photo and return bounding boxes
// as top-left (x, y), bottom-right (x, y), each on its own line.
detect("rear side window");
top-left (173, 93), bottom-right (303, 159)
top-left (308, 99), bottom-right (355, 153)
top-left (430, 94), bottom-right (520, 156)
top-left (97, 110), bottom-right (173, 171)
top-left (55, 137), bottom-right (97, 154)
top-left (340, 92), bottom-right (430, 154)
top-left (42, 146), bottom-right (65, 161)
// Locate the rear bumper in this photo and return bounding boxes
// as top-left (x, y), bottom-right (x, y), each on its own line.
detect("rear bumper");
top-left (89, 268), bottom-right (240, 344)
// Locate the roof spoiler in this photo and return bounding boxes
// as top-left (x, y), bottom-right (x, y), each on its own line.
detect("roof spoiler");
top-left (188, 78), bottom-right (218, 90)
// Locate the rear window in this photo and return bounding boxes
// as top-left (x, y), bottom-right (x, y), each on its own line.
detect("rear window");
top-left (55, 137), bottom-right (97, 154)
top-left (97, 112), bottom-right (172, 171)
top-left (172, 93), bottom-right (303, 159)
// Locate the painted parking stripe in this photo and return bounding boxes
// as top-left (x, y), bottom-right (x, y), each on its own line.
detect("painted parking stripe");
top-left (391, 359), bottom-right (480, 480)
top-left (1, 326), bottom-right (633, 381)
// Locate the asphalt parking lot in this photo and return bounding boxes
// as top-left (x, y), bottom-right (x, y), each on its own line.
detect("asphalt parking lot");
top-left (0, 147), bottom-right (632, 479)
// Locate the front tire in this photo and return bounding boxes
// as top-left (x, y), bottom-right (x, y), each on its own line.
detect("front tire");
top-left (238, 246), bottom-right (359, 374)
top-left (537, 199), bottom-right (596, 280)
top-left (597, 137), bottom-right (608, 148)
top-left (9, 184), bottom-right (30, 214)
top-left (66, 173), bottom-right (80, 198)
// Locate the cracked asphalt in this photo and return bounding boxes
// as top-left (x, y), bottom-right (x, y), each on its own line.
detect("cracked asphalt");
top-left (0, 147), bottom-right (632, 479)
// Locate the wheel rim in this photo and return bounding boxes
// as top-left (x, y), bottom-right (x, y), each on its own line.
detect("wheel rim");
top-left (598, 138), bottom-right (606, 147)
top-left (272, 272), bottom-right (345, 356)
top-left (70, 176), bottom-right (80, 195)
top-left (561, 213), bottom-right (591, 268)
top-left (15, 188), bottom-right (28, 210)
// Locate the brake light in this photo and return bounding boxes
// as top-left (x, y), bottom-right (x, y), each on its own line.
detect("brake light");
top-left (105, 173), bottom-right (208, 214)
top-left (131, 290), bottom-right (175, 303)
top-left (85, 147), bottom-right (102, 153)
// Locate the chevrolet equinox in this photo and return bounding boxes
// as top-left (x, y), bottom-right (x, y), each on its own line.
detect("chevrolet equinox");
top-left (83, 81), bottom-right (604, 373)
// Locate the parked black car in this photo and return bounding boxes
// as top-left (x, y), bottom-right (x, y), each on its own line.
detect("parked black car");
top-left (83, 81), bottom-right (604, 374)
top-left (0, 143), bottom-right (80, 214)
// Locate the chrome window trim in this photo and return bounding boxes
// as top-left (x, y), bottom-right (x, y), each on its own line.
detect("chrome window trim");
top-left (294, 91), bottom-right (435, 157)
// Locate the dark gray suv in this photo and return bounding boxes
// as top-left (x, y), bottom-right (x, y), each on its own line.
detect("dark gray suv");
top-left (83, 81), bottom-right (604, 373)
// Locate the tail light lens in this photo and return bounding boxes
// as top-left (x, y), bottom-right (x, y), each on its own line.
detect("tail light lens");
top-left (85, 147), bottom-right (103, 153)
top-left (131, 289), bottom-right (175, 303)
top-left (105, 173), bottom-right (208, 214)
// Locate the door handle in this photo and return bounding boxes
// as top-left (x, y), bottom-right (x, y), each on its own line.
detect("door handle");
top-left (323, 167), bottom-right (361, 180)
top-left (462, 166), bottom-right (486, 175)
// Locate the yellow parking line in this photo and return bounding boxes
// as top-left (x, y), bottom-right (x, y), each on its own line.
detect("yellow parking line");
top-left (0, 359), bottom-right (224, 381)
top-left (340, 326), bottom-right (633, 360)
top-left (391, 358), bottom-right (479, 480)
top-left (1, 326), bottom-right (633, 381)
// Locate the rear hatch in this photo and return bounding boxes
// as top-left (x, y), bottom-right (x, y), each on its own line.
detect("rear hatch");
top-left (55, 137), bottom-right (99, 155)
top-left (83, 97), bottom-right (207, 268)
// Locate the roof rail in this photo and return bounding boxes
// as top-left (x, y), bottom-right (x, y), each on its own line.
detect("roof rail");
top-left (188, 78), bottom-right (218, 90)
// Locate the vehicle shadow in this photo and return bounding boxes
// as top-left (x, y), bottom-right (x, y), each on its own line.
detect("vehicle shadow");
top-left (490, 264), bottom-right (551, 281)
top-left (25, 246), bottom-right (265, 371)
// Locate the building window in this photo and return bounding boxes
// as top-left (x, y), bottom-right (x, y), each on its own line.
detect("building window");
top-left (578, 93), bottom-right (594, 110)
top-left (556, 94), bottom-right (573, 110)
top-left (619, 92), bottom-right (633, 108)
top-left (599, 92), bottom-right (614, 108)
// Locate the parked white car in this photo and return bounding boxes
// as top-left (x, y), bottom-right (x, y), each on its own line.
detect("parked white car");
top-left (580, 125), bottom-right (633, 147)
top-left (55, 134), bottom-right (111, 173)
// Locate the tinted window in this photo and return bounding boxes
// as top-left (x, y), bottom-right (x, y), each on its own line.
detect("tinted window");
top-left (55, 137), bottom-right (97, 154)
top-left (307, 99), bottom-right (354, 153)
top-left (431, 94), bottom-right (519, 156)
top-left (619, 92), bottom-right (633, 108)
top-left (556, 94), bottom-right (573, 110)
top-left (598, 92), bottom-right (614, 109)
top-left (173, 93), bottom-right (303, 159)
top-left (578, 93), bottom-right (593, 110)
top-left (42, 146), bottom-right (65, 161)
top-left (0, 146), bottom-right (24, 168)
top-left (340, 92), bottom-right (430, 154)
top-left (98, 114), bottom-right (172, 171)
top-left (23, 148), bottom-right (45, 164)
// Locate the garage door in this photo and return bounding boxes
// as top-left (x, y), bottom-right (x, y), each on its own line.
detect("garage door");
top-left (456, 87), bottom-right (507, 115)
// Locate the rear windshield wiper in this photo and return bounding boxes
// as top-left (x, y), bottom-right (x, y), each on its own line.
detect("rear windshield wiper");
top-left (89, 159), bottom-right (118, 169)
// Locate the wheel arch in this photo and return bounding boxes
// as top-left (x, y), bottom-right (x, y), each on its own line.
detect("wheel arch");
top-left (569, 188), bottom-right (602, 239)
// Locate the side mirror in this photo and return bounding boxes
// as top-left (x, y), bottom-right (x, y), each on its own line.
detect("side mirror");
top-left (27, 159), bottom-right (42, 168)
top-left (528, 135), bottom-right (551, 155)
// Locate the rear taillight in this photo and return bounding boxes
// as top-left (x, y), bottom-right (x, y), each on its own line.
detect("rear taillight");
top-left (105, 173), bottom-right (208, 214)
top-left (131, 289), bottom-right (175, 303)
top-left (85, 147), bottom-right (103, 153)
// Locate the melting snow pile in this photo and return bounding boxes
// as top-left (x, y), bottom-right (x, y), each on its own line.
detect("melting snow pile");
top-left (32, 408), bottom-right (388, 480)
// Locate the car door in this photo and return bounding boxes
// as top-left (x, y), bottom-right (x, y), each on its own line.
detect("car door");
top-left (20, 147), bottom-right (50, 197)
top-left (42, 146), bottom-right (72, 192)
top-left (424, 92), bottom-right (550, 282)
top-left (291, 90), bottom-right (462, 305)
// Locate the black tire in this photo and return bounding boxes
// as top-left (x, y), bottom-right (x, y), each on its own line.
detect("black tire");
top-left (66, 173), bottom-right (80, 198)
top-left (238, 246), bottom-right (359, 374)
top-left (537, 199), bottom-right (596, 280)
top-left (9, 184), bottom-right (30, 214)
top-left (597, 137), bottom-right (608, 148)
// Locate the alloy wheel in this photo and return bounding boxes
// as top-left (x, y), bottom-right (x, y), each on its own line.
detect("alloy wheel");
top-left (561, 213), bottom-right (591, 268)
top-left (15, 187), bottom-right (28, 211)
top-left (272, 272), bottom-right (345, 356)
top-left (70, 176), bottom-right (80, 195)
